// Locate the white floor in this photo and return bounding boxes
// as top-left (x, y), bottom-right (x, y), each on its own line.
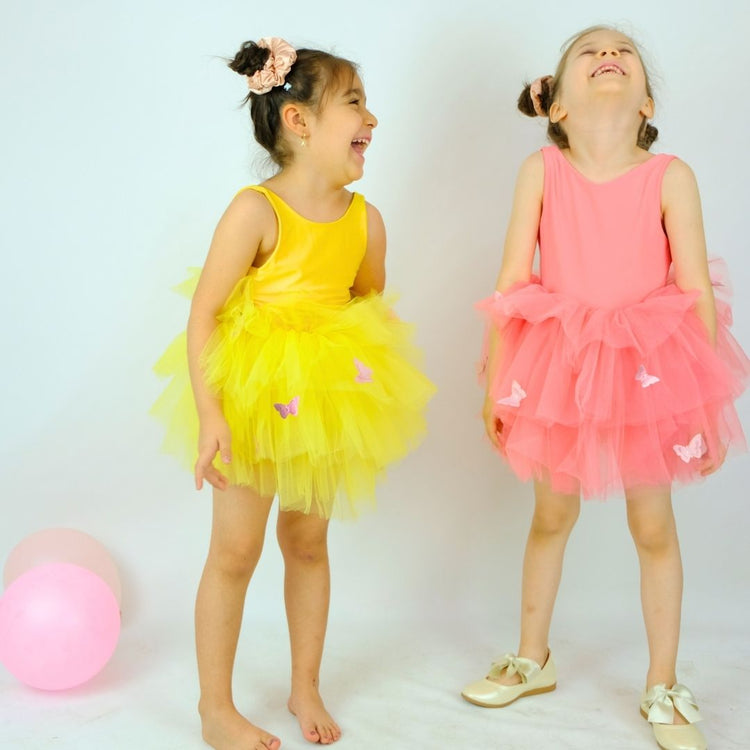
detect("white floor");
top-left (2, 602), bottom-right (748, 749)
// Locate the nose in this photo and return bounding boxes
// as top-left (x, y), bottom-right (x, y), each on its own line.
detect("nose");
top-left (366, 107), bottom-right (378, 129)
top-left (597, 47), bottom-right (620, 58)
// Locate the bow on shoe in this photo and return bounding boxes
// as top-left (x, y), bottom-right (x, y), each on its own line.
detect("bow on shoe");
top-left (643, 684), bottom-right (703, 724)
top-left (488, 653), bottom-right (541, 684)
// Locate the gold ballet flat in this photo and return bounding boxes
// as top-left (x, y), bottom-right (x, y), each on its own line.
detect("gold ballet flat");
top-left (640, 683), bottom-right (707, 750)
top-left (461, 651), bottom-right (556, 708)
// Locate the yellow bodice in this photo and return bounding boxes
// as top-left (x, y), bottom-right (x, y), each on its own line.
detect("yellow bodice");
top-left (239, 186), bottom-right (367, 306)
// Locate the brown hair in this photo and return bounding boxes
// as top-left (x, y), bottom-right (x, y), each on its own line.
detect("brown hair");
top-left (228, 41), bottom-right (358, 167)
top-left (518, 25), bottom-right (658, 150)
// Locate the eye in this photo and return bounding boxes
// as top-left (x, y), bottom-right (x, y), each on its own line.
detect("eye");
top-left (349, 98), bottom-right (361, 105)
top-left (619, 47), bottom-right (633, 54)
top-left (578, 48), bottom-right (595, 56)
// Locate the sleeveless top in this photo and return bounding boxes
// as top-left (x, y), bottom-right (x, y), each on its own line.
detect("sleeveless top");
top-left (539, 145), bottom-right (676, 309)
top-left (238, 185), bottom-right (368, 307)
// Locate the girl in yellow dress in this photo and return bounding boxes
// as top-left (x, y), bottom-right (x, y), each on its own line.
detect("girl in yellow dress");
top-left (152, 37), bottom-right (434, 750)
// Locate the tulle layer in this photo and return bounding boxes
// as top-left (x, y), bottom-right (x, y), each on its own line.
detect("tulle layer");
top-left (152, 289), bottom-right (435, 518)
top-left (477, 267), bottom-right (749, 498)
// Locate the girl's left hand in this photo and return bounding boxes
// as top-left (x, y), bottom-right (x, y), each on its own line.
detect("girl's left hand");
top-left (699, 443), bottom-right (727, 476)
top-left (194, 415), bottom-right (233, 491)
top-left (483, 395), bottom-right (504, 450)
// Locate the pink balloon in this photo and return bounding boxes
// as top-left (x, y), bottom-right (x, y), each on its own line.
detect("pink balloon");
top-left (3, 528), bottom-right (121, 606)
top-left (0, 563), bottom-right (121, 690)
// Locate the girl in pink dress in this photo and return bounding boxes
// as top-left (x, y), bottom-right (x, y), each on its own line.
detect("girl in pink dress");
top-left (461, 25), bottom-right (749, 750)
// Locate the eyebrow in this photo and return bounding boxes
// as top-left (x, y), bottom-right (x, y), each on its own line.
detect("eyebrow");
top-left (342, 87), bottom-right (364, 97)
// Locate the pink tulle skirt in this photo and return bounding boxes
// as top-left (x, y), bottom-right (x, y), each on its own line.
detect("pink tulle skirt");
top-left (477, 263), bottom-right (749, 498)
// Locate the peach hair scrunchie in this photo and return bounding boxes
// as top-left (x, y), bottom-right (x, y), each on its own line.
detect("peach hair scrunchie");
top-left (530, 75), bottom-right (553, 117)
top-left (246, 37), bottom-right (297, 95)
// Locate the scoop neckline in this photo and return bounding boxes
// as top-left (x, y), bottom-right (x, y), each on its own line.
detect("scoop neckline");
top-left (256, 186), bottom-right (358, 225)
top-left (553, 147), bottom-right (659, 186)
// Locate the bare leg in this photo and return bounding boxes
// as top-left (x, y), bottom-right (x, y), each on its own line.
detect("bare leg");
top-left (491, 479), bottom-right (580, 685)
top-left (196, 485), bottom-right (281, 750)
top-left (626, 485), bottom-right (687, 725)
top-left (277, 510), bottom-right (341, 745)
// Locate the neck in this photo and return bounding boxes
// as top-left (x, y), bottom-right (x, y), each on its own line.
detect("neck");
top-left (265, 163), bottom-right (351, 221)
top-left (563, 101), bottom-right (644, 174)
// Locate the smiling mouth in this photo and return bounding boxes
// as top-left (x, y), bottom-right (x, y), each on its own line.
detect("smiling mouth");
top-left (351, 137), bottom-right (371, 156)
top-left (592, 63), bottom-right (625, 77)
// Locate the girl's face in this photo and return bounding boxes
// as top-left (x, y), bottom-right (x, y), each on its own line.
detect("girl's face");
top-left (306, 74), bottom-right (378, 184)
top-left (553, 29), bottom-right (652, 122)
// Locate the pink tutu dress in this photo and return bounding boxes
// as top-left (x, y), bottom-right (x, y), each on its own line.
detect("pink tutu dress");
top-left (478, 146), bottom-right (749, 498)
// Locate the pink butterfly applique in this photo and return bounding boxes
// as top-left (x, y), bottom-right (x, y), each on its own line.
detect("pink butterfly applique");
top-left (354, 358), bottom-right (373, 383)
top-left (273, 396), bottom-right (300, 419)
top-left (673, 433), bottom-right (707, 463)
top-left (496, 380), bottom-right (526, 407)
top-left (635, 365), bottom-right (660, 388)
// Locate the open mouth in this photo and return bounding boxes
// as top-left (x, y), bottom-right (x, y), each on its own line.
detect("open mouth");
top-left (351, 137), bottom-right (371, 156)
top-left (592, 63), bottom-right (625, 78)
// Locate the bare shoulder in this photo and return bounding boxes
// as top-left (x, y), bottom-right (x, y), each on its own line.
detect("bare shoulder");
top-left (365, 200), bottom-right (385, 231)
top-left (662, 158), bottom-right (701, 209)
top-left (519, 150), bottom-right (544, 177)
top-left (516, 151), bottom-right (545, 195)
top-left (225, 186), bottom-right (277, 224)
top-left (663, 157), bottom-right (699, 191)
top-left (520, 149), bottom-right (545, 174)
top-left (365, 200), bottom-right (386, 255)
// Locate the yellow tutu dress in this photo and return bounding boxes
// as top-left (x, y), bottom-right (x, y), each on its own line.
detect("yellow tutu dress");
top-left (152, 186), bottom-right (436, 518)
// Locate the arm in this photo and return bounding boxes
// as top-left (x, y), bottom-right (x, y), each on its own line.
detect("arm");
top-left (661, 158), bottom-right (716, 345)
top-left (187, 189), bottom-right (276, 490)
top-left (350, 202), bottom-right (386, 296)
top-left (483, 152), bottom-right (544, 447)
top-left (662, 159), bottom-right (723, 474)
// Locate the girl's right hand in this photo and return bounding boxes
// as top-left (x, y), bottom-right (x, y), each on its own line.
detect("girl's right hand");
top-left (194, 415), bottom-right (232, 491)
top-left (483, 395), bottom-right (504, 450)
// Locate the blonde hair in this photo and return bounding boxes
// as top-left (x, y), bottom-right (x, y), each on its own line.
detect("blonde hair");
top-left (518, 25), bottom-right (658, 150)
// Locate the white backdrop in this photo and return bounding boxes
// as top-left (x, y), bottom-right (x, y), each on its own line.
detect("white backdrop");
top-left (1, 1), bottom-right (748, 747)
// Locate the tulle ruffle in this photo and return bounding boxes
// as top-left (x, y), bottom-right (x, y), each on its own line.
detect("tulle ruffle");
top-left (152, 281), bottom-right (435, 518)
top-left (477, 263), bottom-right (749, 498)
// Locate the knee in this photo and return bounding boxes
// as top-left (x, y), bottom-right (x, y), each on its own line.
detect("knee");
top-left (277, 526), bottom-right (329, 565)
top-left (628, 515), bottom-right (676, 555)
top-left (208, 536), bottom-right (264, 579)
top-left (530, 503), bottom-right (580, 537)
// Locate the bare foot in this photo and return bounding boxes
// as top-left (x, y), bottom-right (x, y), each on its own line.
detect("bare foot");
top-left (200, 703), bottom-right (281, 750)
top-left (287, 690), bottom-right (341, 745)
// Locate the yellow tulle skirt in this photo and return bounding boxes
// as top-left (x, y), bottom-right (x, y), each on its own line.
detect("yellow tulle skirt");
top-left (151, 275), bottom-right (435, 518)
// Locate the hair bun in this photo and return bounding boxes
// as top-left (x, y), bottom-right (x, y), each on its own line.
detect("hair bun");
top-left (517, 84), bottom-right (537, 117)
top-left (638, 123), bottom-right (658, 150)
top-left (517, 76), bottom-right (553, 118)
top-left (228, 41), bottom-right (270, 77)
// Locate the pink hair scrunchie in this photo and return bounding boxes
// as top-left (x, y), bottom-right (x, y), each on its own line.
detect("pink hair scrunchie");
top-left (529, 75), bottom-right (553, 117)
top-left (246, 37), bottom-right (297, 95)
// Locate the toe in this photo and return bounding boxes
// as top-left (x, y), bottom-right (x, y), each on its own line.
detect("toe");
top-left (304, 726), bottom-right (321, 743)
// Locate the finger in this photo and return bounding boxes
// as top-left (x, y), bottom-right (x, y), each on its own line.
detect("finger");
top-left (194, 444), bottom-right (218, 489)
top-left (218, 435), bottom-right (232, 465)
top-left (204, 465), bottom-right (228, 491)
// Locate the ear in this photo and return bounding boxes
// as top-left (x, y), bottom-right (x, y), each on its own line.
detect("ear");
top-left (280, 103), bottom-right (309, 138)
top-left (548, 101), bottom-right (567, 124)
top-left (639, 96), bottom-right (655, 119)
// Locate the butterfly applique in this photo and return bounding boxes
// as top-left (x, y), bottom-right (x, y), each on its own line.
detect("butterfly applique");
top-left (673, 433), bottom-right (707, 463)
top-left (635, 365), bottom-right (660, 388)
top-left (273, 396), bottom-right (300, 419)
top-left (496, 380), bottom-right (526, 407)
top-left (354, 358), bottom-right (373, 383)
